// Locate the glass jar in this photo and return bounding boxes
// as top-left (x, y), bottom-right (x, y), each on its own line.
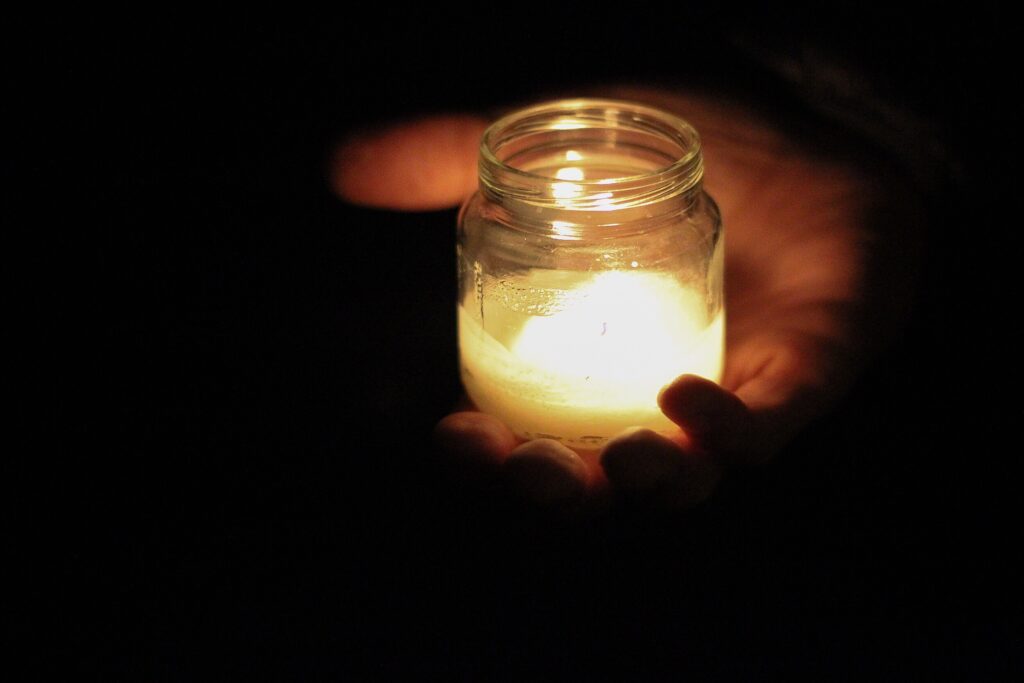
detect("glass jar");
top-left (457, 98), bottom-right (724, 451)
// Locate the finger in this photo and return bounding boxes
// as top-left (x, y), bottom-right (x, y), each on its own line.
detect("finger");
top-left (732, 332), bottom-right (852, 459)
top-left (600, 428), bottom-right (722, 509)
top-left (657, 375), bottom-right (760, 462)
top-left (434, 411), bottom-right (518, 483)
top-left (331, 115), bottom-right (488, 211)
top-left (503, 439), bottom-right (589, 510)
top-left (727, 359), bottom-right (819, 463)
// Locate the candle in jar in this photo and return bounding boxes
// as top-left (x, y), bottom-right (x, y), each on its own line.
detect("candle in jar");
top-left (456, 99), bottom-right (725, 452)
top-left (459, 267), bottom-right (723, 451)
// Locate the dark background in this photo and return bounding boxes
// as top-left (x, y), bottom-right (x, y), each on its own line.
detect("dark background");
top-left (17, 6), bottom-right (1020, 678)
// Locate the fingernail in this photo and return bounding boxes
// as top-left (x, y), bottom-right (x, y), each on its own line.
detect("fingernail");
top-left (503, 439), bottom-right (588, 508)
top-left (600, 428), bottom-right (683, 495)
top-left (601, 428), bottom-right (722, 509)
top-left (658, 376), bottom-right (734, 438)
top-left (433, 412), bottom-right (516, 484)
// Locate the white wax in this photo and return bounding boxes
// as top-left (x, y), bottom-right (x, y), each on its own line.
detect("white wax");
top-left (459, 269), bottom-right (723, 450)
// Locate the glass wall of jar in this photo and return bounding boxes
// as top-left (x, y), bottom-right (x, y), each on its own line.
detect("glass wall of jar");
top-left (457, 99), bottom-right (724, 451)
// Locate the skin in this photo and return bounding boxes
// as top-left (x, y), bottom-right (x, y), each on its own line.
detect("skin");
top-left (331, 85), bottom-right (909, 515)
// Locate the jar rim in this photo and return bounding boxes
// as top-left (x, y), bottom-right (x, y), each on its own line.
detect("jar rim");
top-left (478, 98), bottom-right (704, 213)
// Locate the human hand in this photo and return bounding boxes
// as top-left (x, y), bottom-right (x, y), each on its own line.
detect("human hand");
top-left (332, 85), bottom-right (896, 514)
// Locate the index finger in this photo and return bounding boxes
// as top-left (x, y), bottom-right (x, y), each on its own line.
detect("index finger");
top-left (331, 115), bottom-right (488, 211)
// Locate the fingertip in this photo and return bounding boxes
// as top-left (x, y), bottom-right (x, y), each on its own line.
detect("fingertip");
top-left (503, 439), bottom-right (589, 509)
top-left (601, 428), bottom-right (683, 495)
top-left (331, 115), bottom-right (488, 211)
top-left (658, 375), bottom-right (730, 418)
top-left (659, 374), bottom-right (752, 450)
top-left (434, 411), bottom-right (517, 474)
top-left (600, 428), bottom-right (721, 509)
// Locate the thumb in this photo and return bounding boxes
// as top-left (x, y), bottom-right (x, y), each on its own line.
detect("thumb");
top-left (658, 337), bottom-right (844, 465)
top-left (658, 375), bottom-right (763, 463)
top-left (331, 114), bottom-right (488, 211)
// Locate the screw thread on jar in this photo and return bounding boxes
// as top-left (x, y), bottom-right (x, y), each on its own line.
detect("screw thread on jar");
top-left (478, 99), bottom-right (705, 233)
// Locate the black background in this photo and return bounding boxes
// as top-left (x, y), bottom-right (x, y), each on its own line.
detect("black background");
top-left (16, 6), bottom-right (1021, 678)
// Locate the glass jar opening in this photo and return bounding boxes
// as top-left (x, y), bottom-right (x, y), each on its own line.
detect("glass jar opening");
top-left (479, 99), bottom-right (704, 214)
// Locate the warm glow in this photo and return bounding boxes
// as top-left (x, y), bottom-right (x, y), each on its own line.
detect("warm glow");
top-left (551, 220), bottom-right (575, 238)
top-left (512, 271), bottom-right (712, 400)
top-left (552, 167), bottom-right (585, 202)
top-left (552, 183), bottom-right (582, 200)
top-left (459, 269), bottom-right (723, 449)
top-left (555, 167), bottom-right (584, 181)
top-left (565, 150), bottom-right (583, 161)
